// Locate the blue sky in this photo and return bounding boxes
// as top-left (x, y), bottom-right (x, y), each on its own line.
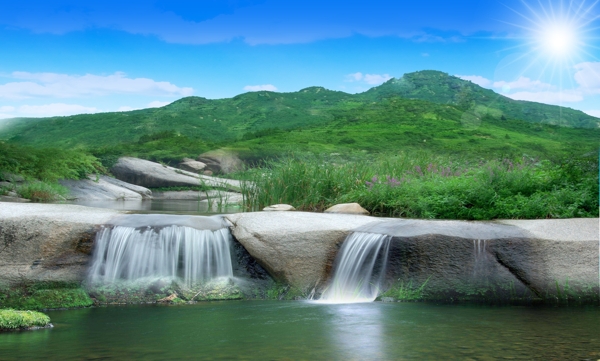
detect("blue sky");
top-left (0, 0), bottom-right (599, 119)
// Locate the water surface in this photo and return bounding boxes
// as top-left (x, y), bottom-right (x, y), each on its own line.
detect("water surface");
top-left (1, 301), bottom-right (598, 360)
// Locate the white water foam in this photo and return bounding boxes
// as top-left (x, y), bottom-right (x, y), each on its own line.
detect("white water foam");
top-left (319, 232), bottom-right (391, 304)
top-left (88, 225), bottom-right (233, 287)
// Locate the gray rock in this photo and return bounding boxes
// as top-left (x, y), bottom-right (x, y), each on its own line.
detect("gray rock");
top-left (0, 172), bottom-right (24, 183)
top-left (0, 181), bottom-right (13, 189)
top-left (110, 157), bottom-right (241, 191)
top-left (0, 195), bottom-right (30, 203)
top-left (226, 212), bottom-right (599, 302)
top-left (0, 203), bottom-right (121, 285)
top-left (59, 175), bottom-right (152, 201)
top-left (152, 190), bottom-right (243, 205)
top-left (179, 158), bottom-right (207, 173)
top-left (197, 149), bottom-right (243, 174)
top-left (225, 212), bottom-right (376, 291)
top-left (324, 203), bottom-right (369, 215)
top-left (263, 204), bottom-right (296, 211)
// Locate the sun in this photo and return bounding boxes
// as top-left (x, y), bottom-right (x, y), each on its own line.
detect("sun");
top-left (538, 21), bottom-right (579, 57)
top-left (506, 0), bottom-right (598, 63)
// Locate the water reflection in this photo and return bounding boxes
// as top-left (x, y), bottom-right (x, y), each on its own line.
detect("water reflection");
top-left (322, 303), bottom-right (387, 360)
top-left (65, 199), bottom-right (242, 215)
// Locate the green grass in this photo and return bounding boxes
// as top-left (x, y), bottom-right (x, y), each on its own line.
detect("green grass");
top-left (379, 278), bottom-right (430, 302)
top-left (239, 152), bottom-right (599, 219)
top-left (0, 309), bottom-right (50, 330)
top-left (0, 282), bottom-right (94, 310)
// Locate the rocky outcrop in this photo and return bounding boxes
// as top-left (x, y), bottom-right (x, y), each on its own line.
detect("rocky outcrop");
top-left (59, 175), bottom-right (152, 201)
top-left (197, 149), bottom-right (243, 174)
top-left (227, 213), bottom-right (599, 302)
top-left (0, 203), bottom-right (597, 304)
top-left (324, 203), bottom-right (369, 215)
top-left (178, 158), bottom-right (207, 173)
top-left (110, 157), bottom-right (242, 191)
top-left (225, 212), bottom-right (379, 291)
top-left (0, 203), bottom-right (122, 286)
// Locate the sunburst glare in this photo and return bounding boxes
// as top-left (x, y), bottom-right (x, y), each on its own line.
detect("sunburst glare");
top-left (503, 0), bottom-right (598, 73)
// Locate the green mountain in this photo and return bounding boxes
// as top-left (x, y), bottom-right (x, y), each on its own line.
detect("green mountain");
top-left (0, 70), bottom-right (597, 162)
top-left (360, 70), bottom-right (599, 128)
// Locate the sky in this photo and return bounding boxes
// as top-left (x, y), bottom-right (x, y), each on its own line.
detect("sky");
top-left (0, 0), bottom-right (599, 119)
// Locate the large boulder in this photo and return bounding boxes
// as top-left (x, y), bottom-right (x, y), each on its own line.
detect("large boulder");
top-left (60, 175), bottom-right (152, 200)
top-left (197, 149), bottom-right (243, 174)
top-left (110, 157), bottom-right (241, 191)
top-left (0, 203), bottom-right (121, 285)
top-left (225, 212), bottom-right (377, 291)
top-left (226, 212), bottom-right (599, 302)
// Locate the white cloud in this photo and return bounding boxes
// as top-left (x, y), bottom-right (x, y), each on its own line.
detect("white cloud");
top-left (584, 110), bottom-right (600, 118)
top-left (493, 77), bottom-right (554, 92)
top-left (0, 106), bottom-right (15, 112)
top-left (345, 72), bottom-right (391, 85)
top-left (147, 100), bottom-right (171, 108)
top-left (503, 90), bottom-right (583, 104)
top-left (457, 75), bottom-right (492, 88)
top-left (363, 74), bottom-right (392, 85)
top-left (0, 72), bottom-right (194, 99)
top-left (243, 84), bottom-right (277, 92)
top-left (346, 72), bottom-right (364, 82)
top-left (574, 62), bottom-right (600, 92)
top-left (18, 103), bottom-right (100, 117)
top-left (117, 106), bottom-right (136, 112)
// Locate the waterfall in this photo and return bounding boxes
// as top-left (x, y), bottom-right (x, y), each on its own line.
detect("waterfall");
top-left (320, 232), bottom-right (391, 303)
top-left (88, 225), bottom-right (233, 287)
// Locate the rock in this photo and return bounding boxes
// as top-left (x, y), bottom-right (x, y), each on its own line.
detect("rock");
top-left (225, 212), bottom-right (376, 292)
top-left (381, 297), bottom-right (395, 303)
top-left (110, 157), bottom-right (241, 191)
top-left (324, 203), bottom-right (369, 215)
top-left (226, 212), bottom-right (599, 303)
top-left (0, 172), bottom-right (24, 183)
top-left (0, 181), bottom-right (13, 188)
top-left (263, 204), bottom-right (296, 211)
top-left (203, 170), bottom-right (214, 176)
top-left (178, 158), bottom-right (207, 173)
top-left (59, 175), bottom-right (152, 201)
top-left (0, 195), bottom-right (30, 203)
top-left (7, 191), bottom-right (18, 197)
top-left (0, 203), bottom-right (122, 285)
top-left (197, 149), bottom-right (243, 174)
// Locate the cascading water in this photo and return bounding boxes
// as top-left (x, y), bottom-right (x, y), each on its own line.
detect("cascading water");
top-left (319, 232), bottom-right (391, 303)
top-left (88, 224), bottom-right (233, 287)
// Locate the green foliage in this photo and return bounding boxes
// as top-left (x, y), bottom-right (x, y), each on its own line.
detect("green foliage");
top-left (0, 142), bottom-right (103, 182)
top-left (240, 152), bottom-right (599, 219)
top-left (1, 71), bottom-right (596, 160)
top-left (16, 181), bottom-right (68, 202)
top-left (0, 282), bottom-right (93, 310)
top-left (0, 309), bottom-right (50, 330)
top-left (380, 278), bottom-right (430, 301)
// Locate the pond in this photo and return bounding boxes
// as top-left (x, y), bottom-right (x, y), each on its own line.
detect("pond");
top-left (1, 301), bottom-right (599, 360)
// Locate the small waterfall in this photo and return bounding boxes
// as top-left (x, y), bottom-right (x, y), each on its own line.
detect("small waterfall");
top-left (320, 232), bottom-right (391, 303)
top-left (88, 225), bottom-right (233, 287)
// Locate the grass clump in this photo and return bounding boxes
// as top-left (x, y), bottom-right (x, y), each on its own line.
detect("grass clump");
top-left (379, 278), bottom-right (430, 302)
top-left (0, 281), bottom-right (93, 310)
top-left (0, 309), bottom-right (51, 330)
top-left (239, 151), bottom-right (598, 220)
